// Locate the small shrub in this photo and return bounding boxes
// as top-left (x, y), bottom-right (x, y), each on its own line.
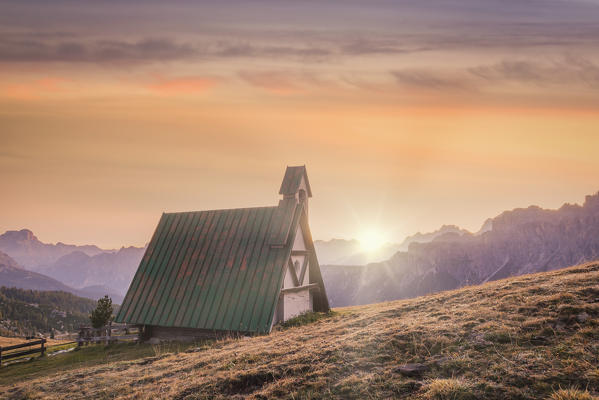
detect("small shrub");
top-left (425, 378), bottom-right (475, 400)
top-left (437, 358), bottom-right (473, 376)
top-left (557, 304), bottom-right (585, 317)
top-left (549, 388), bottom-right (598, 400)
top-left (518, 305), bottom-right (540, 315)
top-left (423, 336), bottom-right (452, 355)
top-left (151, 343), bottom-right (165, 357)
top-left (484, 330), bottom-right (512, 344)
top-left (576, 287), bottom-right (599, 299)
top-left (521, 316), bottom-right (551, 331)
top-left (536, 293), bottom-right (577, 309)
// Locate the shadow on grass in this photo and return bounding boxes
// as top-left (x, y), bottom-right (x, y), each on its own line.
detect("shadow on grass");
top-left (0, 340), bottom-right (206, 385)
top-left (275, 311), bottom-right (338, 330)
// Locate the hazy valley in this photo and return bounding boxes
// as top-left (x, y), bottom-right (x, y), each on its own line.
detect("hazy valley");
top-left (322, 192), bottom-right (599, 307)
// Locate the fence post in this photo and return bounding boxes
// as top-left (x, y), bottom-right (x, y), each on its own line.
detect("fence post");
top-left (138, 325), bottom-right (145, 343)
top-left (41, 339), bottom-right (46, 356)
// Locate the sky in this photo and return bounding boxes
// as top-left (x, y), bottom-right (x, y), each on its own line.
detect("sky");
top-left (1, 0), bottom-right (599, 249)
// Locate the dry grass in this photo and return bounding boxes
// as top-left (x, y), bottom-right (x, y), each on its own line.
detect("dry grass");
top-left (425, 378), bottom-right (474, 400)
top-left (1, 261), bottom-right (599, 399)
top-left (549, 388), bottom-right (598, 400)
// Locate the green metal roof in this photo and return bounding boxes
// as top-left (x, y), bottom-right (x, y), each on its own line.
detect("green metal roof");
top-left (115, 199), bottom-right (327, 334)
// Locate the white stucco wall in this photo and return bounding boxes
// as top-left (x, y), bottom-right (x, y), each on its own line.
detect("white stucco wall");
top-left (293, 224), bottom-right (306, 250)
top-left (275, 223), bottom-right (314, 323)
top-left (283, 288), bottom-right (312, 320)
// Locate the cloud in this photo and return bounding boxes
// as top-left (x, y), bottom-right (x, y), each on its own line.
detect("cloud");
top-left (237, 70), bottom-right (325, 94)
top-left (470, 57), bottom-right (599, 88)
top-left (390, 56), bottom-right (599, 93)
top-left (2, 20), bottom-right (599, 66)
top-left (0, 36), bottom-right (197, 63)
top-left (391, 70), bottom-right (471, 91)
top-left (0, 33), bottom-right (337, 64)
top-left (215, 43), bottom-right (331, 61)
top-left (470, 61), bottom-right (545, 83)
top-left (2, 0), bottom-right (599, 69)
top-left (339, 38), bottom-right (429, 55)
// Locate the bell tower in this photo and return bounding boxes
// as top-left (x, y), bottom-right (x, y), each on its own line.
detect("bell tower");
top-left (278, 165), bottom-right (312, 217)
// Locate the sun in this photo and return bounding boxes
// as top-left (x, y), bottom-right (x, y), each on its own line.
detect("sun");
top-left (358, 229), bottom-right (386, 252)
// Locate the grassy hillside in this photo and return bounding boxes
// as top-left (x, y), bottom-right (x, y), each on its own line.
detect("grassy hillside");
top-left (2, 261), bottom-right (599, 399)
top-left (0, 287), bottom-right (99, 336)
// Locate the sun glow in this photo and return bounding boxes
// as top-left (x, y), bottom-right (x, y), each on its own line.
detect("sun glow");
top-left (358, 229), bottom-right (386, 252)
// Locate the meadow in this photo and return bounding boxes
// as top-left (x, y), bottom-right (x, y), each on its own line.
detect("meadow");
top-left (1, 261), bottom-right (598, 399)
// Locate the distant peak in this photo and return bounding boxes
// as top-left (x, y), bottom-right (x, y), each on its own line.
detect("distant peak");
top-left (0, 228), bottom-right (38, 242)
top-left (439, 224), bottom-right (460, 230)
top-left (438, 224), bottom-right (468, 233)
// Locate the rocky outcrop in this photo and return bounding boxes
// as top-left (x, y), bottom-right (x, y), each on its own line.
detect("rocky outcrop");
top-left (397, 224), bottom-right (470, 252)
top-left (322, 191), bottom-right (599, 307)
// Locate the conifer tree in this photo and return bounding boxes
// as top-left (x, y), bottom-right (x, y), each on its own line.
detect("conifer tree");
top-left (90, 296), bottom-right (113, 328)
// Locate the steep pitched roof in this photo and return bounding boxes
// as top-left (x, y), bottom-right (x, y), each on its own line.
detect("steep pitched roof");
top-left (279, 165), bottom-right (312, 197)
top-left (115, 200), bottom-right (327, 334)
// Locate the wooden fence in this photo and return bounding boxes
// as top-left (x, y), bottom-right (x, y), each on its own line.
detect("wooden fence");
top-left (77, 323), bottom-right (140, 346)
top-left (0, 325), bottom-right (141, 366)
top-left (0, 339), bottom-right (46, 366)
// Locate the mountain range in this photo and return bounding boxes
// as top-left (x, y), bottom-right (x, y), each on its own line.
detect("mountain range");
top-left (0, 229), bottom-right (105, 268)
top-left (1, 191), bottom-right (598, 308)
top-left (31, 246), bottom-right (145, 296)
top-left (0, 225), bottom-right (460, 300)
top-left (0, 250), bottom-right (123, 302)
top-left (0, 230), bottom-right (142, 303)
top-left (321, 191), bottom-right (599, 307)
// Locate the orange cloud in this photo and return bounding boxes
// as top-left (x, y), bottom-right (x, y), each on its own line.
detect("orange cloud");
top-left (148, 76), bottom-right (218, 95)
top-left (1, 77), bottom-right (68, 100)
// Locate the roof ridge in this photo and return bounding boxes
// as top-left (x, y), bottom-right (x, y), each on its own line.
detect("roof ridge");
top-left (164, 205), bottom-right (278, 215)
